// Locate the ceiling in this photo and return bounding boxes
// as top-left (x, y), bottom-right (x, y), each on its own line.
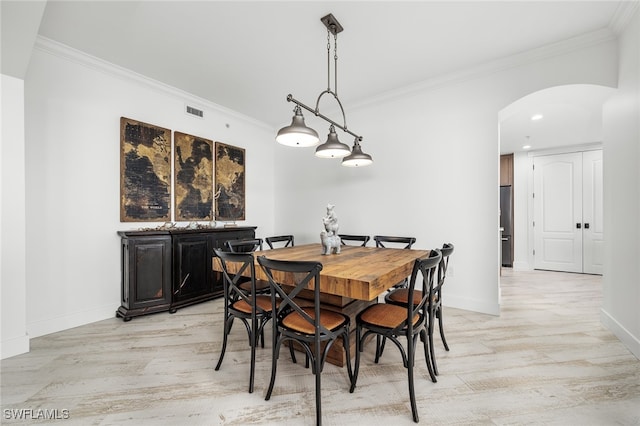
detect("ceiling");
top-left (4, 1), bottom-right (633, 153)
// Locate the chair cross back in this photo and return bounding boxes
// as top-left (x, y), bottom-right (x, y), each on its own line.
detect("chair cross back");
top-left (226, 238), bottom-right (263, 253)
top-left (436, 243), bottom-right (454, 293)
top-left (392, 250), bottom-right (442, 335)
top-left (214, 249), bottom-right (266, 314)
top-left (373, 235), bottom-right (416, 249)
top-left (265, 235), bottom-right (295, 249)
top-left (257, 256), bottom-right (336, 338)
top-left (338, 234), bottom-right (370, 247)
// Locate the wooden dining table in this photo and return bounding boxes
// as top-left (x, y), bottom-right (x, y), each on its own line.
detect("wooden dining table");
top-left (213, 243), bottom-right (430, 366)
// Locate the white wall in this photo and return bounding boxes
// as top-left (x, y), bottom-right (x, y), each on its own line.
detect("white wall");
top-left (1, 74), bottom-right (29, 359)
top-left (21, 39), bottom-right (276, 339)
top-left (602, 9), bottom-right (640, 359)
top-left (273, 38), bottom-right (618, 316)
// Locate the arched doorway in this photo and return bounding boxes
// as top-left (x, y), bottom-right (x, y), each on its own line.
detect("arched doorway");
top-left (498, 84), bottom-right (615, 272)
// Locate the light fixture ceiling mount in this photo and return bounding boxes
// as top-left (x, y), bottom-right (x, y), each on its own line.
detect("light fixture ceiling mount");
top-left (275, 13), bottom-right (373, 167)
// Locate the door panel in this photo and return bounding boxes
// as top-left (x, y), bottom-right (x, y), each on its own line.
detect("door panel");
top-left (534, 153), bottom-right (583, 273)
top-left (583, 150), bottom-right (604, 274)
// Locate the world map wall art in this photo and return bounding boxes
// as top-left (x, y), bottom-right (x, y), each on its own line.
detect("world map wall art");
top-left (174, 132), bottom-right (214, 221)
top-left (214, 142), bottom-right (246, 221)
top-left (119, 117), bottom-right (246, 223)
top-left (120, 117), bottom-right (171, 222)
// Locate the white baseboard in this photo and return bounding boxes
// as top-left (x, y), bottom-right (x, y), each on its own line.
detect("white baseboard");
top-left (444, 294), bottom-right (500, 316)
top-left (512, 261), bottom-right (532, 271)
top-left (600, 308), bottom-right (640, 360)
top-left (27, 303), bottom-right (117, 339)
top-left (1, 334), bottom-right (30, 360)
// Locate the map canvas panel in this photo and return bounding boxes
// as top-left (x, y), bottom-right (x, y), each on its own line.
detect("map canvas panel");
top-left (120, 117), bottom-right (171, 222)
top-left (214, 142), bottom-right (245, 221)
top-left (174, 132), bottom-right (214, 221)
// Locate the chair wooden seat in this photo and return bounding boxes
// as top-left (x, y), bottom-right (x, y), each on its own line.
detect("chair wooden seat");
top-left (238, 279), bottom-right (270, 294)
top-left (358, 303), bottom-right (420, 329)
top-left (282, 307), bottom-right (348, 334)
top-left (386, 288), bottom-right (438, 305)
top-left (232, 295), bottom-right (279, 314)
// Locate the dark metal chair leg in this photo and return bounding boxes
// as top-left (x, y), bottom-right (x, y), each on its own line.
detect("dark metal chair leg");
top-left (249, 329), bottom-right (256, 393)
top-left (289, 342), bottom-right (297, 364)
top-left (420, 328), bottom-right (437, 382)
top-left (428, 312), bottom-right (439, 376)
top-left (215, 317), bottom-right (232, 371)
top-left (375, 335), bottom-right (387, 363)
top-left (341, 330), bottom-right (354, 389)
top-left (314, 350), bottom-right (322, 426)
top-left (438, 307), bottom-right (450, 351)
top-left (350, 325), bottom-right (362, 393)
top-left (408, 335), bottom-right (419, 423)
top-left (265, 338), bottom-right (282, 401)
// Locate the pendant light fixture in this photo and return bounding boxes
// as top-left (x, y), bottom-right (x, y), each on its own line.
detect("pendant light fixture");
top-left (315, 125), bottom-right (351, 158)
top-left (275, 13), bottom-right (373, 167)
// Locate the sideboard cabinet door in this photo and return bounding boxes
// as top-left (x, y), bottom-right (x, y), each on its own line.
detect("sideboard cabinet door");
top-left (172, 235), bottom-right (216, 308)
top-left (116, 234), bottom-right (172, 321)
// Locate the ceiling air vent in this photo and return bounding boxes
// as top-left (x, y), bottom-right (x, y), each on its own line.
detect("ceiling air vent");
top-left (186, 105), bottom-right (204, 118)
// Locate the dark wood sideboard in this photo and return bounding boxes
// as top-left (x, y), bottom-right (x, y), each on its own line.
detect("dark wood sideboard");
top-left (116, 227), bottom-right (256, 321)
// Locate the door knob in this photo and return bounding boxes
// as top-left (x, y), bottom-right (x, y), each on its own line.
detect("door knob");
top-left (576, 223), bottom-right (582, 229)
top-left (584, 223), bottom-right (590, 229)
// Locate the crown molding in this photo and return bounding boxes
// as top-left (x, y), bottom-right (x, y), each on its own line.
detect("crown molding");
top-left (526, 142), bottom-right (603, 158)
top-left (609, 1), bottom-right (639, 35)
top-left (33, 36), bottom-right (273, 131)
top-left (349, 27), bottom-right (617, 112)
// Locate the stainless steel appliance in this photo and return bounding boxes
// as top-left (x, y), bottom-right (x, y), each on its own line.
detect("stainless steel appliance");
top-left (500, 185), bottom-right (513, 267)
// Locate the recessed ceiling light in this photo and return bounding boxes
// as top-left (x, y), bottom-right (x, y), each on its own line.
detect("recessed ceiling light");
top-left (522, 145), bottom-right (532, 150)
top-left (531, 114), bottom-right (543, 121)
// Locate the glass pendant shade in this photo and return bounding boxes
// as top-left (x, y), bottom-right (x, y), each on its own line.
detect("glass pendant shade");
top-left (315, 125), bottom-right (351, 158)
top-left (276, 107), bottom-right (319, 147)
top-left (342, 140), bottom-right (373, 167)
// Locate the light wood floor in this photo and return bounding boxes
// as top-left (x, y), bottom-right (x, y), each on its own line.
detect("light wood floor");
top-left (2, 270), bottom-right (639, 425)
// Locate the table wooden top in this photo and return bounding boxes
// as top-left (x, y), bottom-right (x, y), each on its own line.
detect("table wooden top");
top-left (214, 243), bottom-right (430, 302)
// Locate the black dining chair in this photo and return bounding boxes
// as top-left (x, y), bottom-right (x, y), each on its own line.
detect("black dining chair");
top-left (373, 235), bottom-right (416, 249)
top-left (373, 235), bottom-right (417, 290)
top-left (350, 249), bottom-right (441, 423)
top-left (385, 243), bottom-right (454, 376)
top-left (224, 238), bottom-right (269, 295)
top-left (225, 238), bottom-right (263, 253)
top-left (265, 235), bottom-right (295, 249)
top-left (257, 255), bottom-right (353, 426)
top-left (213, 248), bottom-right (276, 393)
top-left (338, 234), bottom-right (370, 247)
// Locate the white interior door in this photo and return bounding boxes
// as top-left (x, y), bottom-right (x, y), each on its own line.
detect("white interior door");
top-left (534, 153), bottom-right (583, 272)
top-left (533, 150), bottom-right (603, 274)
top-left (582, 150), bottom-right (604, 274)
